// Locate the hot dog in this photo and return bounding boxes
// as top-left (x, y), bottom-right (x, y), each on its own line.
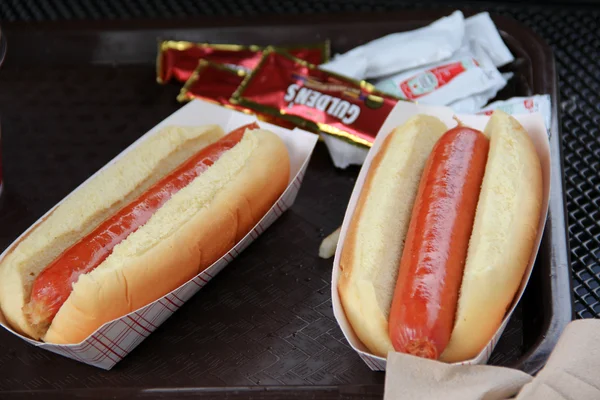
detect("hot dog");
top-left (338, 110), bottom-right (542, 362)
top-left (388, 126), bottom-right (489, 359)
top-left (0, 122), bottom-right (290, 344)
top-left (338, 114), bottom-right (448, 358)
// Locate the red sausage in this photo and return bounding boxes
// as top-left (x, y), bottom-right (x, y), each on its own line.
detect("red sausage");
top-left (24, 123), bottom-right (259, 329)
top-left (388, 126), bottom-right (489, 359)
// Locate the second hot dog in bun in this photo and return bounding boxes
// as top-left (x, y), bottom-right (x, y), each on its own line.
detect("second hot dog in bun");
top-left (0, 122), bottom-right (290, 344)
top-left (338, 110), bottom-right (543, 362)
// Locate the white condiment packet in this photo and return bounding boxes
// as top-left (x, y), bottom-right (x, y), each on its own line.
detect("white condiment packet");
top-left (465, 12), bottom-right (515, 68)
top-left (478, 95), bottom-right (553, 133)
top-left (320, 133), bottom-right (369, 169)
top-left (373, 41), bottom-right (506, 106)
top-left (318, 56), bottom-right (368, 81)
top-left (319, 11), bottom-right (513, 81)
top-left (320, 10), bottom-right (466, 80)
top-left (449, 72), bottom-right (514, 113)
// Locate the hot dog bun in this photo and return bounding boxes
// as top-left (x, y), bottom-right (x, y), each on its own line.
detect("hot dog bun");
top-left (0, 125), bottom-right (290, 344)
top-left (338, 115), bottom-right (448, 357)
top-left (440, 110), bottom-right (543, 362)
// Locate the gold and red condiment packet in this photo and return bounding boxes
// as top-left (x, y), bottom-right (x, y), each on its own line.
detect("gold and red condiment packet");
top-left (230, 48), bottom-right (401, 147)
top-left (177, 60), bottom-right (246, 110)
top-left (157, 40), bottom-right (330, 84)
top-left (177, 60), bottom-right (295, 129)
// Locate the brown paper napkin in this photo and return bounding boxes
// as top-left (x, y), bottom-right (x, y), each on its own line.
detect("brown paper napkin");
top-left (384, 319), bottom-right (600, 400)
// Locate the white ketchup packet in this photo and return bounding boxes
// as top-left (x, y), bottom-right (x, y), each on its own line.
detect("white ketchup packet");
top-left (449, 72), bottom-right (514, 113)
top-left (320, 132), bottom-right (369, 169)
top-left (465, 12), bottom-right (515, 68)
top-left (320, 10), bottom-right (466, 80)
top-left (320, 11), bottom-right (513, 81)
top-left (373, 41), bottom-right (506, 106)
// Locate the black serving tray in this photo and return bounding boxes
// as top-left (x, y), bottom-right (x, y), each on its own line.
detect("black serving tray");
top-left (0, 9), bottom-right (572, 399)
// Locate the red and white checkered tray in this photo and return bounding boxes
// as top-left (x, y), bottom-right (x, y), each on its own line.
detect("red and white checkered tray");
top-left (331, 102), bottom-right (551, 370)
top-left (0, 99), bottom-right (319, 370)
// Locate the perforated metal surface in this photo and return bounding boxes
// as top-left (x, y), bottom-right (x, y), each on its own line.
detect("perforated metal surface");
top-left (514, 8), bottom-right (600, 320)
top-left (1, 1), bottom-right (596, 318)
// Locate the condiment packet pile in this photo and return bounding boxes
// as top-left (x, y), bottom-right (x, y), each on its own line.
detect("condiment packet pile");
top-left (321, 11), bottom-right (514, 112)
top-left (156, 40), bottom-right (331, 128)
top-left (318, 10), bottom-right (520, 167)
top-left (155, 11), bottom-right (552, 169)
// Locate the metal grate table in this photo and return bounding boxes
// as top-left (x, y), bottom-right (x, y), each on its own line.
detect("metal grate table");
top-left (0, 0), bottom-right (598, 332)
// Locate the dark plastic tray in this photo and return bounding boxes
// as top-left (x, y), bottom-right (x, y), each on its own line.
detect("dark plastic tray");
top-left (0, 9), bottom-right (572, 399)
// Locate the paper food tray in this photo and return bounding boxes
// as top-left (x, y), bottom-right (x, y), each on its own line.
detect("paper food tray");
top-left (0, 99), bottom-right (319, 370)
top-left (331, 101), bottom-right (551, 371)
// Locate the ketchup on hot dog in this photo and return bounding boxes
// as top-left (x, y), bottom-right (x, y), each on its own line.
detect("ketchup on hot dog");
top-left (25, 123), bottom-right (259, 329)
